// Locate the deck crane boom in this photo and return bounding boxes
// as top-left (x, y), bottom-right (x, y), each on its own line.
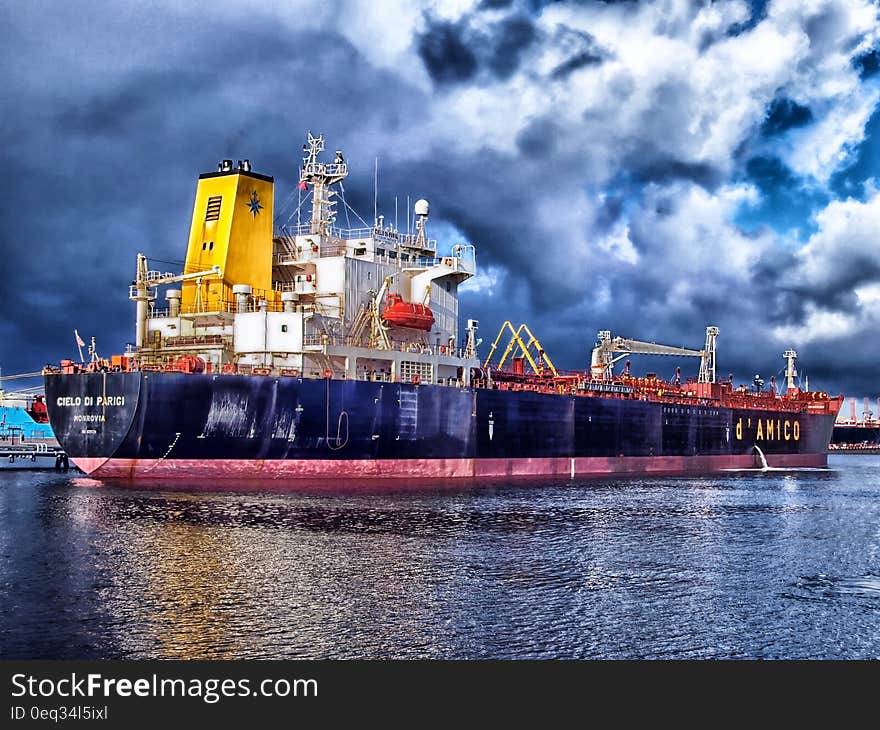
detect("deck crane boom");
top-left (372, 276), bottom-right (393, 350)
top-left (130, 252), bottom-right (223, 349)
top-left (591, 326), bottom-right (718, 383)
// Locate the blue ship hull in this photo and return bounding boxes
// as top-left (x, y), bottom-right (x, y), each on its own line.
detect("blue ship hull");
top-left (44, 373), bottom-right (835, 481)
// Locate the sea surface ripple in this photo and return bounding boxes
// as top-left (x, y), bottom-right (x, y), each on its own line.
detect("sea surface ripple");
top-left (1, 455), bottom-right (878, 659)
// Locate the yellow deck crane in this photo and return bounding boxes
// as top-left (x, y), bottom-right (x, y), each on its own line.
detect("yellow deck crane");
top-left (483, 322), bottom-right (559, 377)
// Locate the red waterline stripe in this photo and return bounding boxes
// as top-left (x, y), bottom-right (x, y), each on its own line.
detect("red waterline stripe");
top-left (71, 453), bottom-right (828, 480)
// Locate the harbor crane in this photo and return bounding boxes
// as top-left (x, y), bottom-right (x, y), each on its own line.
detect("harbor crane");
top-left (591, 326), bottom-right (719, 383)
top-left (130, 253), bottom-right (223, 348)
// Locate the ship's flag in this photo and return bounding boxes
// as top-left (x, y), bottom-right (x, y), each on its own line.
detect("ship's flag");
top-left (74, 329), bottom-right (85, 362)
top-left (298, 181), bottom-right (308, 191)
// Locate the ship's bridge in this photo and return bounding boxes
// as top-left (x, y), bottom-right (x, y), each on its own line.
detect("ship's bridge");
top-left (272, 223), bottom-right (474, 275)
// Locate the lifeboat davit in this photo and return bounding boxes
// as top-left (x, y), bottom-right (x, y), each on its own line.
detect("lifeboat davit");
top-left (383, 294), bottom-right (435, 331)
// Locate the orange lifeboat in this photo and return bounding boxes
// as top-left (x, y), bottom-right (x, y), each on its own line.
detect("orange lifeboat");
top-left (383, 294), bottom-right (435, 331)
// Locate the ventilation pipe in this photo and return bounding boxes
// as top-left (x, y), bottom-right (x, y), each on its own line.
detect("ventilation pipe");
top-left (233, 284), bottom-right (252, 313)
top-left (281, 291), bottom-right (299, 313)
top-left (166, 289), bottom-right (181, 318)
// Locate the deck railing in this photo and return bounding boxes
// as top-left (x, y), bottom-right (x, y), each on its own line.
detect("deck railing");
top-left (275, 223), bottom-right (437, 251)
top-left (302, 334), bottom-right (463, 358)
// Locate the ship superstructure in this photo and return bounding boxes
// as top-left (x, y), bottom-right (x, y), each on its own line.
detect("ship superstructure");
top-left (130, 133), bottom-right (478, 387)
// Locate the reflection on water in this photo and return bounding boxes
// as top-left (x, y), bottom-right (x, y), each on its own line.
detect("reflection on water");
top-left (135, 524), bottom-right (242, 659)
top-left (1, 456), bottom-right (879, 659)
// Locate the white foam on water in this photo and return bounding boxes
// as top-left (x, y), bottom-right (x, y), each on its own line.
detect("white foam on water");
top-left (721, 467), bottom-right (834, 473)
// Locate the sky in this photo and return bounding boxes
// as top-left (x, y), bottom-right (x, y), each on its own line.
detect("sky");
top-left (2, 0), bottom-right (880, 400)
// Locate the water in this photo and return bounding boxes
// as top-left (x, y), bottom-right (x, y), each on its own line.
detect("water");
top-left (1, 456), bottom-right (878, 659)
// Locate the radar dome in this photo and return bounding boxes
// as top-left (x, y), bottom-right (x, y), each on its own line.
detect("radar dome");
top-left (414, 199), bottom-right (430, 217)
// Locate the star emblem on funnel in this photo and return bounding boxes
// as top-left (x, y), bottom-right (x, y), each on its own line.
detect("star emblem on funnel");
top-left (247, 190), bottom-right (263, 217)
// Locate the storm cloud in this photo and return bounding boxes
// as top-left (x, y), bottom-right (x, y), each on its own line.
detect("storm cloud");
top-left (2, 0), bottom-right (880, 403)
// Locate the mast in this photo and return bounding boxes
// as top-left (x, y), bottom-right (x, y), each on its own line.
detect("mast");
top-left (131, 253), bottom-right (153, 349)
top-left (300, 132), bottom-right (348, 235)
top-left (783, 349), bottom-right (798, 393)
top-left (698, 326), bottom-right (719, 384)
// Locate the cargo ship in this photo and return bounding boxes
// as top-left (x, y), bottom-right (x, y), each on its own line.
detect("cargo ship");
top-left (829, 397), bottom-right (880, 452)
top-left (44, 133), bottom-right (843, 482)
